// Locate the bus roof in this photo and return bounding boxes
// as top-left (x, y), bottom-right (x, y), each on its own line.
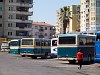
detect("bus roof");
top-left (21, 38), bottom-right (50, 40)
top-left (58, 33), bottom-right (96, 37)
top-left (10, 39), bottom-right (20, 41)
top-left (59, 34), bottom-right (77, 37)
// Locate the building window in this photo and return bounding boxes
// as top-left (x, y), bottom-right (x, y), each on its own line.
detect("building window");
top-left (9, 7), bottom-right (10, 11)
top-left (9, 0), bottom-right (13, 2)
top-left (40, 26), bottom-right (43, 29)
top-left (8, 32), bottom-right (12, 36)
top-left (35, 32), bottom-right (38, 36)
top-left (35, 26), bottom-right (38, 29)
top-left (45, 27), bottom-right (47, 30)
top-left (45, 33), bottom-right (47, 36)
top-left (8, 23), bottom-right (12, 27)
top-left (9, 15), bottom-right (13, 19)
top-left (0, 7), bottom-right (2, 11)
top-left (11, 0), bottom-right (13, 2)
top-left (50, 27), bottom-right (52, 30)
top-left (9, 7), bottom-right (13, 11)
top-left (0, 24), bottom-right (2, 27)
top-left (0, 15), bottom-right (2, 19)
top-left (0, 0), bottom-right (3, 2)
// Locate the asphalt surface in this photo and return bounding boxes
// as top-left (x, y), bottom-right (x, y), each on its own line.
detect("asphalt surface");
top-left (0, 52), bottom-right (100, 75)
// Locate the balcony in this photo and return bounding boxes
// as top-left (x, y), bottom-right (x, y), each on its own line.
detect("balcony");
top-left (39, 29), bottom-right (44, 32)
top-left (8, 19), bottom-right (32, 23)
top-left (9, 11), bottom-right (33, 16)
top-left (39, 35), bottom-right (44, 38)
top-left (9, 3), bottom-right (33, 8)
top-left (12, 27), bottom-right (32, 31)
top-left (7, 35), bottom-right (30, 39)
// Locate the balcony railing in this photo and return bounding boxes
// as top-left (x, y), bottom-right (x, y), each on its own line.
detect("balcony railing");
top-left (39, 35), bottom-right (44, 38)
top-left (8, 19), bottom-right (32, 23)
top-left (7, 35), bottom-right (30, 39)
top-left (9, 11), bottom-right (33, 16)
top-left (9, 3), bottom-right (33, 8)
top-left (12, 27), bottom-right (32, 31)
top-left (39, 29), bottom-right (44, 31)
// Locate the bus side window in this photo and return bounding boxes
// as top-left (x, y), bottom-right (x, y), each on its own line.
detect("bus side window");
top-left (79, 40), bottom-right (83, 45)
top-left (36, 42), bottom-right (40, 46)
top-left (41, 42), bottom-right (44, 46)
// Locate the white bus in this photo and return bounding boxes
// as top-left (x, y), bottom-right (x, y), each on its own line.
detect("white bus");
top-left (9, 39), bottom-right (20, 54)
top-left (57, 34), bottom-right (96, 63)
top-left (1, 41), bottom-right (10, 52)
top-left (20, 38), bottom-right (51, 59)
top-left (51, 38), bottom-right (58, 58)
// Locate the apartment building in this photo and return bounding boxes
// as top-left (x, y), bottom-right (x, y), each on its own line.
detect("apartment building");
top-left (56, 10), bottom-right (63, 34)
top-left (69, 5), bottom-right (80, 33)
top-left (80, 0), bottom-right (100, 32)
top-left (56, 5), bottom-right (80, 34)
top-left (0, 0), bottom-right (33, 39)
top-left (32, 22), bottom-right (56, 39)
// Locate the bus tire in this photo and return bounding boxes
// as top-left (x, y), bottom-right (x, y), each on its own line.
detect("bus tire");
top-left (21, 55), bottom-right (25, 57)
top-left (31, 56), bottom-right (37, 59)
top-left (42, 52), bottom-right (49, 59)
top-left (68, 60), bottom-right (76, 64)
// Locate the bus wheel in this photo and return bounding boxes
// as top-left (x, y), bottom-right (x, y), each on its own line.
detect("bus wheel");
top-left (68, 60), bottom-right (76, 64)
top-left (31, 56), bottom-right (37, 59)
top-left (21, 55), bottom-right (25, 57)
top-left (44, 52), bottom-right (49, 59)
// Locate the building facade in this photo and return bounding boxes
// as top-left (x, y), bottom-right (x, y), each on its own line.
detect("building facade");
top-left (56, 5), bottom-right (80, 34)
top-left (69, 5), bottom-right (80, 33)
top-left (56, 10), bottom-right (63, 34)
top-left (32, 22), bottom-right (56, 39)
top-left (80, 0), bottom-right (100, 32)
top-left (0, 0), bottom-right (33, 39)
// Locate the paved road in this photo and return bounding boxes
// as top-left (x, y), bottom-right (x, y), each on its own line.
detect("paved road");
top-left (0, 52), bottom-right (100, 75)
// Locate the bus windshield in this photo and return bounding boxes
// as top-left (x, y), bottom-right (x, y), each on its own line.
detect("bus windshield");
top-left (52, 40), bottom-right (57, 46)
top-left (59, 36), bottom-right (76, 44)
top-left (10, 41), bottom-right (19, 46)
top-left (1, 42), bottom-right (9, 46)
top-left (22, 39), bottom-right (33, 45)
top-left (96, 33), bottom-right (100, 41)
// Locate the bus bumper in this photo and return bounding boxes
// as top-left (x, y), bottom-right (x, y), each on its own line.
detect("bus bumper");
top-left (67, 58), bottom-right (77, 61)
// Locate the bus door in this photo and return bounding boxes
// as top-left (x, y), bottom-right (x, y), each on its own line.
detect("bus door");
top-left (95, 41), bottom-right (100, 56)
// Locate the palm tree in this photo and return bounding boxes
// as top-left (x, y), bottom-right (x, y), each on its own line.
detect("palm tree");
top-left (60, 6), bottom-right (71, 34)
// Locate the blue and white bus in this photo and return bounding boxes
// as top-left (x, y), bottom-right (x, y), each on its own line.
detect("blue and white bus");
top-left (9, 39), bottom-right (20, 54)
top-left (50, 38), bottom-right (58, 58)
top-left (57, 34), bottom-right (96, 63)
top-left (20, 38), bottom-right (51, 59)
top-left (94, 31), bottom-right (100, 63)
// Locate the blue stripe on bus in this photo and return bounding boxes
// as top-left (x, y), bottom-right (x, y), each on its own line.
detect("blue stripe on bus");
top-left (10, 49), bottom-right (19, 54)
top-left (20, 48), bottom-right (51, 54)
top-left (57, 47), bottom-right (95, 58)
top-left (57, 47), bottom-right (77, 57)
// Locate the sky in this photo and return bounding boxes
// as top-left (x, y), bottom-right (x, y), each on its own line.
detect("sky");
top-left (30, 0), bottom-right (80, 25)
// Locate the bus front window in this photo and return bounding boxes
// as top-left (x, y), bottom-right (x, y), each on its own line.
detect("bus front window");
top-left (10, 41), bottom-right (19, 46)
top-left (96, 34), bottom-right (100, 41)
